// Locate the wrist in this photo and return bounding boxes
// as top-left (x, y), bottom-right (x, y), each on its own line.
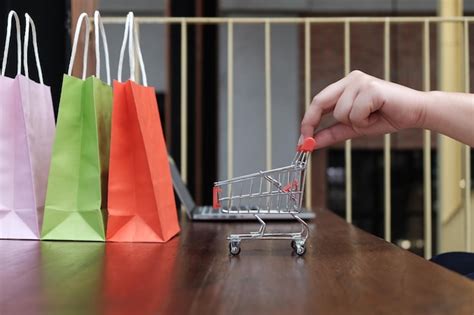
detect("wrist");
top-left (419, 91), bottom-right (443, 130)
top-left (414, 90), bottom-right (438, 130)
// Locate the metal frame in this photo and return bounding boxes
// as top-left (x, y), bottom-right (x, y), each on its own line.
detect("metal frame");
top-left (463, 20), bottom-right (472, 253)
top-left (100, 16), bottom-right (473, 257)
top-left (422, 20), bottom-right (432, 258)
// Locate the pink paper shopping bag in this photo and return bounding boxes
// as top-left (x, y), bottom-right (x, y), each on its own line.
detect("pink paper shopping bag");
top-left (0, 12), bottom-right (55, 239)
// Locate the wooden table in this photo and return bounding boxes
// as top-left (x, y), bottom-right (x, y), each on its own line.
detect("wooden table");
top-left (1, 209), bottom-right (473, 315)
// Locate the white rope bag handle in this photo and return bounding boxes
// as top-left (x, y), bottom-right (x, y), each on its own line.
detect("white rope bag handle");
top-left (117, 12), bottom-right (147, 86)
top-left (1, 11), bottom-right (21, 76)
top-left (94, 11), bottom-right (111, 84)
top-left (24, 13), bottom-right (44, 84)
top-left (68, 13), bottom-right (90, 79)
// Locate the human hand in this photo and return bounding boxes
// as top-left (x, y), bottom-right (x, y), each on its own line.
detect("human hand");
top-left (300, 70), bottom-right (428, 149)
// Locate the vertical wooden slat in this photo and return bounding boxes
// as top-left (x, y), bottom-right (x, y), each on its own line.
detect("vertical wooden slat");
top-left (180, 21), bottom-right (188, 183)
top-left (423, 20), bottom-right (432, 259)
top-left (194, 2), bottom-right (204, 203)
top-left (464, 20), bottom-right (472, 252)
top-left (265, 20), bottom-right (272, 171)
top-left (344, 21), bottom-right (352, 223)
top-left (438, 0), bottom-right (464, 254)
top-left (304, 21), bottom-right (312, 210)
top-left (164, 3), bottom-right (173, 150)
top-left (134, 22), bottom-right (142, 83)
top-left (383, 19), bottom-right (391, 242)
top-left (227, 20), bottom-right (234, 179)
top-left (70, 0), bottom-right (97, 78)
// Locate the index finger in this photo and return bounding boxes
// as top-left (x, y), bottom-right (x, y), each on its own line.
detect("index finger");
top-left (300, 76), bottom-right (348, 139)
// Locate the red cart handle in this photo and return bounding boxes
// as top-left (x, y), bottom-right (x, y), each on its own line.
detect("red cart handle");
top-left (213, 186), bottom-right (222, 208)
top-left (297, 137), bottom-right (316, 152)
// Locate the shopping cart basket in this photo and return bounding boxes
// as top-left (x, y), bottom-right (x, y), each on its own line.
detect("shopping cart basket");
top-left (213, 137), bottom-right (316, 256)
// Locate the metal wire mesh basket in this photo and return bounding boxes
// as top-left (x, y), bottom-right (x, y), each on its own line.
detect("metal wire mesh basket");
top-left (213, 137), bottom-right (316, 255)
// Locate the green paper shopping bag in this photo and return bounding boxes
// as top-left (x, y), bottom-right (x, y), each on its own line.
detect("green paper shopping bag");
top-left (41, 12), bottom-right (112, 241)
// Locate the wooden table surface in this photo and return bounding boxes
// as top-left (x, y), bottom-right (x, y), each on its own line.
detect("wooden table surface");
top-left (1, 209), bottom-right (473, 315)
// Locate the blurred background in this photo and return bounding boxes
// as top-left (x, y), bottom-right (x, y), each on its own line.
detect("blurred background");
top-left (0, 0), bottom-right (473, 257)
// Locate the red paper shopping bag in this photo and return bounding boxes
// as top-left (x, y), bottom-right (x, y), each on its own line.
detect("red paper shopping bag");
top-left (106, 12), bottom-right (179, 242)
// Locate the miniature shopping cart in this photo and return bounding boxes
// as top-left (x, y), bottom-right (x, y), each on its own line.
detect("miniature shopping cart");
top-left (213, 137), bottom-right (316, 256)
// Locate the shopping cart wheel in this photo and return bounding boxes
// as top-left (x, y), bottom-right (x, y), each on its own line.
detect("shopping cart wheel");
top-left (229, 242), bottom-right (241, 256)
top-left (291, 240), bottom-right (296, 250)
top-left (295, 245), bottom-right (306, 256)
